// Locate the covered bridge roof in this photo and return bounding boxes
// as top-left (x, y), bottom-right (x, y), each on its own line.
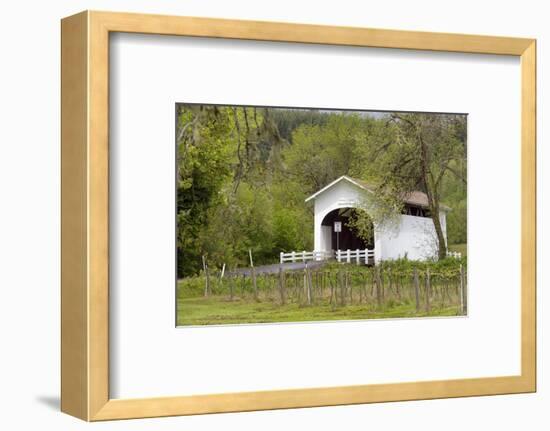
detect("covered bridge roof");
top-left (305, 175), bottom-right (451, 211)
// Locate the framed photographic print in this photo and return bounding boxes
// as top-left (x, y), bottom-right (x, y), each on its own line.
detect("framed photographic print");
top-left (61, 10), bottom-right (536, 421)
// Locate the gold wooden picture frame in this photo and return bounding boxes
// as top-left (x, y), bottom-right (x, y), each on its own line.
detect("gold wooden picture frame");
top-left (61, 10), bottom-right (536, 421)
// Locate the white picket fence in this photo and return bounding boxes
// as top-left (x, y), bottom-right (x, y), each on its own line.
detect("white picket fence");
top-left (280, 249), bottom-right (375, 265)
top-left (335, 249), bottom-right (375, 265)
top-left (279, 249), bottom-right (458, 264)
top-left (279, 250), bottom-right (334, 263)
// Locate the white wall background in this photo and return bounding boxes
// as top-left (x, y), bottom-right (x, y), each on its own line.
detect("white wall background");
top-left (0, 0), bottom-right (546, 429)
top-left (377, 213), bottom-right (447, 261)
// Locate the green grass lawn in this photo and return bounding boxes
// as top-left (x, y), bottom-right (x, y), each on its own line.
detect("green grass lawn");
top-left (448, 243), bottom-right (467, 257)
top-left (177, 296), bottom-right (463, 326)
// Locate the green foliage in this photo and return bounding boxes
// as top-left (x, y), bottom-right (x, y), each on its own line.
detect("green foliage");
top-left (177, 105), bottom-right (317, 276)
top-left (441, 160), bottom-right (467, 244)
top-left (323, 255), bottom-right (466, 277)
top-left (272, 207), bottom-right (310, 252)
top-left (351, 113), bottom-right (467, 257)
top-left (176, 105), bottom-right (467, 277)
top-left (177, 257), bottom-right (467, 325)
top-left (269, 108), bottom-right (330, 142)
top-left (176, 106), bottom-right (237, 276)
top-left (345, 208), bottom-right (374, 243)
top-left (177, 275), bottom-right (210, 298)
top-left (282, 114), bottom-right (372, 194)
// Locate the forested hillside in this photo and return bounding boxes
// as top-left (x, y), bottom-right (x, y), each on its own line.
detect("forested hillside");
top-left (177, 105), bottom-right (467, 278)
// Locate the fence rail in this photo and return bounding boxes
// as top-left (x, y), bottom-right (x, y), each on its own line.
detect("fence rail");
top-left (280, 248), bottom-right (375, 265)
top-left (280, 250), bottom-right (334, 263)
top-left (280, 249), bottom-right (459, 264)
top-left (336, 249), bottom-right (375, 265)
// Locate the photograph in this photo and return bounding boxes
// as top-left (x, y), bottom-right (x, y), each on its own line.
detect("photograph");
top-left (176, 104), bottom-right (468, 326)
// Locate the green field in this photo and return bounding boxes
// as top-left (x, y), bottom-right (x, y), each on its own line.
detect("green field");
top-left (177, 259), bottom-right (467, 326)
top-left (177, 296), bottom-right (463, 326)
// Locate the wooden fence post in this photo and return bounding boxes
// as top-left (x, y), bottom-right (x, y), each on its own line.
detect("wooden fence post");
top-left (249, 249), bottom-right (258, 301)
top-left (363, 273), bottom-right (369, 302)
top-left (338, 271), bottom-right (345, 306)
top-left (329, 273), bottom-right (336, 309)
top-left (229, 272), bottom-right (235, 301)
top-left (302, 267), bottom-right (307, 305)
top-left (278, 266), bottom-right (286, 305)
top-left (202, 255), bottom-right (210, 297)
top-left (305, 263), bottom-right (312, 305)
top-left (359, 273), bottom-right (364, 303)
top-left (347, 272), bottom-right (353, 303)
top-left (425, 268), bottom-right (431, 313)
top-left (396, 273), bottom-right (402, 301)
top-left (351, 273), bottom-right (357, 303)
top-left (414, 268), bottom-right (420, 312)
top-left (460, 264), bottom-right (467, 314)
top-left (218, 263), bottom-right (226, 291)
top-left (375, 266), bottom-right (383, 308)
top-left (262, 273), bottom-right (268, 301)
top-left (387, 268), bottom-right (393, 300)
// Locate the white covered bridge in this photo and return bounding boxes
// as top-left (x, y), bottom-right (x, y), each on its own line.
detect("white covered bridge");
top-left (280, 175), bottom-right (450, 265)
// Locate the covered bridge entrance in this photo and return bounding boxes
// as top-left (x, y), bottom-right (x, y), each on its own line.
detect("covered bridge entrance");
top-left (321, 207), bottom-right (373, 251)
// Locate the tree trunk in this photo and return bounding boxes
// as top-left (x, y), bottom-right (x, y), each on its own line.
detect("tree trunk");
top-left (429, 205), bottom-right (448, 260)
top-left (418, 130), bottom-right (447, 260)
